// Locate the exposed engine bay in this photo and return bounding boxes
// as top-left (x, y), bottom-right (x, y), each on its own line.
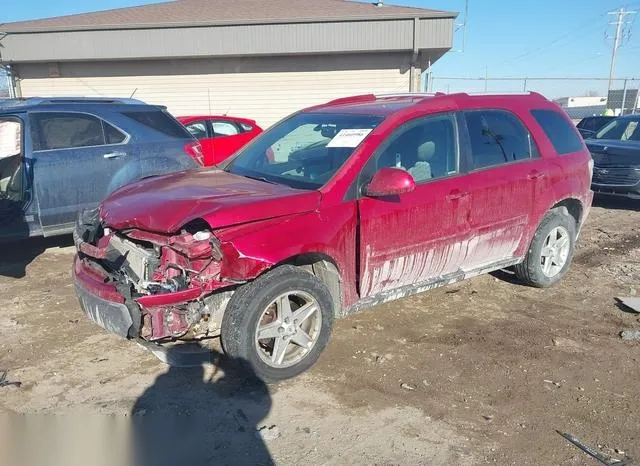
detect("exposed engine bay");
top-left (74, 209), bottom-right (235, 342)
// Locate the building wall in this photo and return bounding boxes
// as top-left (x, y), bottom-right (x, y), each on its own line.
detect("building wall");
top-left (15, 53), bottom-right (412, 127)
top-left (2, 18), bottom-right (454, 62)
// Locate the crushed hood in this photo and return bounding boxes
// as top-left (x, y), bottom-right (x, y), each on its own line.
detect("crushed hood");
top-left (100, 168), bottom-right (321, 233)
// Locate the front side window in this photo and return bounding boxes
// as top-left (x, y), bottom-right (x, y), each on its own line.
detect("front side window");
top-left (224, 112), bottom-right (384, 190)
top-left (464, 110), bottom-right (536, 170)
top-left (0, 120), bottom-right (21, 159)
top-left (211, 120), bottom-right (240, 137)
top-left (0, 118), bottom-right (23, 203)
top-left (595, 117), bottom-right (640, 141)
top-left (369, 114), bottom-right (458, 184)
top-left (185, 121), bottom-right (208, 139)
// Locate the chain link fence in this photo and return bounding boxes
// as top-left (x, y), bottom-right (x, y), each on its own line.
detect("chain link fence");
top-left (427, 76), bottom-right (640, 121)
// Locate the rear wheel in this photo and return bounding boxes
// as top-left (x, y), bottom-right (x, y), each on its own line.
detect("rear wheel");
top-left (515, 208), bottom-right (577, 288)
top-left (220, 265), bottom-right (334, 383)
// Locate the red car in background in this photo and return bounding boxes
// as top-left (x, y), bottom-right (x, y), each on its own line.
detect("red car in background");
top-left (178, 115), bottom-right (263, 166)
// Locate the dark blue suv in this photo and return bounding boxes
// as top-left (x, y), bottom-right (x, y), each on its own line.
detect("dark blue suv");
top-left (0, 98), bottom-right (199, 240)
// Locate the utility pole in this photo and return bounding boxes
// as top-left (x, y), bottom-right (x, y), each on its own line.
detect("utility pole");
top-left (606, 8), bottom-right (636, 94)
top-left (484, 65), bottom-right (488, 92)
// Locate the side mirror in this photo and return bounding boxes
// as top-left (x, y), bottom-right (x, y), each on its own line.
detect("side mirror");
top-left (364, 167), bottom-right (416, 197)
top-left (579, 128), bottom-right (596, 139)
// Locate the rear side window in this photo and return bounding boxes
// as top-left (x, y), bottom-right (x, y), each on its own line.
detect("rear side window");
top-left (31, 113), bottom-right (104, 151)
top-left (531, 109), bottom-right (584, 155)
top-left (104, 122), bottom-right (127, 144)
top-left (464, 110), bottom-right (536, 170)
top-left (123, 110), bottom-right (192, 139)
top-left (211, 120), bottom-right (240, 136)
top-left (31, 113), bottom-right (128, 150)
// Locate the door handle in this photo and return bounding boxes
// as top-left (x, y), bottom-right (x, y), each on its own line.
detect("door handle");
top-left (446, 190), bottom-right (469, 201)
top-left (527, 171), bottom-right (545, 180)
top-left (103, 151), bottom-right (127, 159)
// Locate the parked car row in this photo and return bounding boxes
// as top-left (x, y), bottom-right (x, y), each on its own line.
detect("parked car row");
top-left (0, 98), bottom-right (265, 241)
top-left (4, 92), bottom-right (636, 383)
top-left (0, 98), bottom-right (199, 240)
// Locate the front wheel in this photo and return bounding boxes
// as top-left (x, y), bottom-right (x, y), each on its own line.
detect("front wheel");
top-left (515, 207), bottom-right (577, 288)
top-left (220, 265), bottom-right (334, 383)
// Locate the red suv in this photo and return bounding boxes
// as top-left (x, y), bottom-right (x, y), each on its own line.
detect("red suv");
top-left (73, 93), bottom-right (593, 382)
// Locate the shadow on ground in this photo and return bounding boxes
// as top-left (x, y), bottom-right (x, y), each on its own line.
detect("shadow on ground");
top-left (131, 347), bottom-right (274, 466)
top-left (0, 234), bottom-right (74, 279)
top-left (592, 195), bottom-right (640, 212)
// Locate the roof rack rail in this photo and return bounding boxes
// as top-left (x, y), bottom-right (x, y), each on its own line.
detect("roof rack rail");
top-left (325, 94), bottom-right (377, 106)
top-left (454, 91), bottom-right (547, 98)
top-left (375, 92), bottom-right (445, 98)
top-left (36, 97), bottom-right (145, 105)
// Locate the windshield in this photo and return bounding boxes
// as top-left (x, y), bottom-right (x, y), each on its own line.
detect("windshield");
top-left (224, 112), bottom-right (384, 189)
top-left (595, 117), bottom-right (640, 141)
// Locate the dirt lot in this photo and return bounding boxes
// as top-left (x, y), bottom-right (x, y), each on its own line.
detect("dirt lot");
top-left (1, 197), bottom-right (639, 465)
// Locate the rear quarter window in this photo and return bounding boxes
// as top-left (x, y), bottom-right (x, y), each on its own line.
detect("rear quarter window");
top-left (123, 110), bottom-right (192, 139)
top-left (531, 109), bottom-right (584, 155)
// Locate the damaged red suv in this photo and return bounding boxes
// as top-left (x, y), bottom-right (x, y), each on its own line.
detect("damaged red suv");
top-left (73, 92), bottom-right (593, 382)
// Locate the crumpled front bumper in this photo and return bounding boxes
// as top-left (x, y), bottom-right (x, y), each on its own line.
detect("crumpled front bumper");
top-left (73, 255), bottom-right (134, 338)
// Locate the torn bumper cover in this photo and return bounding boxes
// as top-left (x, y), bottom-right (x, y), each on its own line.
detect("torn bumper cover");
top-left (72, 212), bottom-right (233, 342)
top-left (74, 257), bottom-right (133, 338)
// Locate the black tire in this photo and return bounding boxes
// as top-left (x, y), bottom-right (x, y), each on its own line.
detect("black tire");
top-left (514, 207), bottom-right (577, 288)
top-left (220, 265), bottom-right (334, 383)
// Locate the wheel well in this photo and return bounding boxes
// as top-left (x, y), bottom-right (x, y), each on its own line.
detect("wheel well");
top-left (281, 254), bottom-right (342, 315)
top-left (552, 198), bottom-right (582, 226)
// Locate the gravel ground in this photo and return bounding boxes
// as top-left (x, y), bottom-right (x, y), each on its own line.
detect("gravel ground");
top-left (1, 196), bottom-right (639, 465)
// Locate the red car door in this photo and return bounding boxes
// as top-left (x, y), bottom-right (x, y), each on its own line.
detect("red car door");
top-left (357, 113), bottom-right (471, 298)
top-left (207, 119), bottom-right (250, 164)
top-left (183, 120), bottom-right (216, 166)
top-left (458, 109), bottom-right (547, 271)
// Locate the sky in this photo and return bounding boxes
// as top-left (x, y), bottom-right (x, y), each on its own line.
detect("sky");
top-left (2, 0), bottom-right (640, 98)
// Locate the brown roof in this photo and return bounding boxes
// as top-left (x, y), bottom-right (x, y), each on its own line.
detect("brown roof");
top-left (1, 0), bottom-right (456, 33)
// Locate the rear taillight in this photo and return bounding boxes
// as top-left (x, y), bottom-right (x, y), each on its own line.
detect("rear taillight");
top-left (185, 142), bottom-right (204, 166)
top-left (588, 158), bottom-right (594, 185)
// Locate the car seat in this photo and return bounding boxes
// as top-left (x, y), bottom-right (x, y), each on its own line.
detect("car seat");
top-left (408, 140), bottom-right (434, 182)
top-left (0, 155), bottom-right (22, 202)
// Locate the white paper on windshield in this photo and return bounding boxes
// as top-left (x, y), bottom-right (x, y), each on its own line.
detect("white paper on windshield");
top-left (326, 129), bottom-right (373, 148)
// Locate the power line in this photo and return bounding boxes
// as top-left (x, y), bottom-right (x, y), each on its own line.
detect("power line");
top-left (490, 12), bottom-right (608, 70)
top-left (490, 2), bottom-right (640, 71)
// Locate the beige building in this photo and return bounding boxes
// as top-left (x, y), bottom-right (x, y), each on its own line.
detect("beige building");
top-left (0, 0), bottom-right (456, 127)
